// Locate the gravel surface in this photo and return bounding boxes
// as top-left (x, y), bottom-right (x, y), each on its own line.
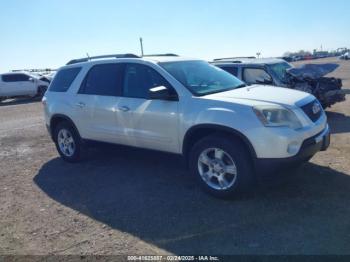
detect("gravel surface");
top-left (0, 57), bottom-right (349, 255)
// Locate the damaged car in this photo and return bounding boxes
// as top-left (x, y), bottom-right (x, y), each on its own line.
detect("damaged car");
top-left (212, 58), bottom-right (346, 108)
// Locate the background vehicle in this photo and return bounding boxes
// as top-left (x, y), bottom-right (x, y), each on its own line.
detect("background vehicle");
top-left (0, 72), bottom-right (48, 102)
top-left (340, 52), bottom-right (349, 60)
top-left (41, 71), bottom-right (56, 82)
top-left (292, 55), bottom-right (303, 61)
top-left (212, 58), bottom-right (346, 108)
top-left (280, 56), bottom-right (293, 62)
top-left (43, 54), bottom-right (329, 198)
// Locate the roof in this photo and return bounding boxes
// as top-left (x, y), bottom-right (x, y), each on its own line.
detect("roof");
top-left (66, 54), bottom-right (140, 65)
top-left (142, 56), bottom-right (199, 63)
top-left (65, 53), bottom-right (200, 66)
top-left (212, 58), bottom-right (286, 65)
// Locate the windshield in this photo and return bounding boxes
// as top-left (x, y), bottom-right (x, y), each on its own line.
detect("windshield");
top-left (268, 62), bottom-right (292, 83)
top-left (160, 61), bottom-right (245, 96)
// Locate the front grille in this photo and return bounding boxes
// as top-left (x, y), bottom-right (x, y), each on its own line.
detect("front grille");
top-left (300, 100), bottom-right (323, 122)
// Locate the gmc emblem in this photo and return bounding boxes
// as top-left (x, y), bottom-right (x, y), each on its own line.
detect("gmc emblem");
top-left (312, 102), bottom-right (321, 114)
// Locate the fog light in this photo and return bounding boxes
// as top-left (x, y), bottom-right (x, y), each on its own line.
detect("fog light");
top-left (287, 141), bottom-right (300, 155)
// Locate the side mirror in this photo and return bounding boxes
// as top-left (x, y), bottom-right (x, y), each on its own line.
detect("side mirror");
top-left (28, 77), bottom-right (35, 82)
top-left (148, 86), bottom-right (178, 101)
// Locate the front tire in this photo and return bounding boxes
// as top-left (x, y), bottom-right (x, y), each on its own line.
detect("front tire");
top-left (54, 122), bottom-right (84, 163)
top-left (189, 135), bottom-right (254, 199)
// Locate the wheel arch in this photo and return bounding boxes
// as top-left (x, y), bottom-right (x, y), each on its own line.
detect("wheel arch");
top-left (49, 114), bottom-right (81, 141)
top-left (182, 124), bottom-right (257, 160)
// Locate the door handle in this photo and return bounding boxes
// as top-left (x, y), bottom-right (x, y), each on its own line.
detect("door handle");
top-left (76, 102), bottom-right (86, 108)
top-left (118, 106), bottom-right (130, 112)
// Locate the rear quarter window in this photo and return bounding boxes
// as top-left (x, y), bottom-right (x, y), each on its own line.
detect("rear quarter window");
top-left (49, 67), bottom-right (82, 92)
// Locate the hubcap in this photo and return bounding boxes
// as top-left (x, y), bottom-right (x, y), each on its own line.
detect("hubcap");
top-left (57, 129), bottom-right (75, 157)
top-left (198, 148), bottom-right (237, 190)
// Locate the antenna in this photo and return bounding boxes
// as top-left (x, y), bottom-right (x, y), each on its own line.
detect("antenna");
top-left (86, 53), bottom-right (90, 60)
top-left (139, 37), bottom-right (144, 57)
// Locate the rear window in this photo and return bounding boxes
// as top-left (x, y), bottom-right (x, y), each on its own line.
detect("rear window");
top-left (49, 67), bottom-right (81, 92)
top-left (2, 74), bottom-right (29, 82)
top-left (79, 63), bottom-right (124, 96)
top-left (220, 66), bottom-right (238, 77)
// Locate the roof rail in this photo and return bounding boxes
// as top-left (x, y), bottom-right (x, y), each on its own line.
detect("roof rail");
top-left (213, 56), bottom-right (256, 61)
top-left (143, 53), bottom-right (179, 57)
top-left (66, 53), bottom-right (140, 65)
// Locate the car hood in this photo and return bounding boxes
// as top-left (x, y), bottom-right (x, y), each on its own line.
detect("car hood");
top-left (204, 85), bottom-right (313, 107)
top-left (287, 63), bottom-right (339, 79)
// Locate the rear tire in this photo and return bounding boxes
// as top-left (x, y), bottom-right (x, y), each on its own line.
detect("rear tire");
top-left (54, 121), bottom-right (85, 163)
top-left (189, 135), bottom-right (254, 199)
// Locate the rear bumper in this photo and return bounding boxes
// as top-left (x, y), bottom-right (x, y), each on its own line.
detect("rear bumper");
top-left (255, 125), bottom-right (330, 181)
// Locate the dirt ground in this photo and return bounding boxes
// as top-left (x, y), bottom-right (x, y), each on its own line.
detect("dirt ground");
top-left (0, 57), bottom-right (349, 255)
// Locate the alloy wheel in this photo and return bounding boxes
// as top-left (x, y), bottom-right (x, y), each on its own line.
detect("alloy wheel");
top-left (57, 129), bottom-right (76, 157)
top-left (197, 147), bottom-right (237, 190)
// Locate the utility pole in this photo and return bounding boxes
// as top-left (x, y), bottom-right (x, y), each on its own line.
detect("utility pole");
top-left (139, 37), bottom-right (144, 57)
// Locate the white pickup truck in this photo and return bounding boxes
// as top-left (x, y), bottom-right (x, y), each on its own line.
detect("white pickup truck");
top-left (0, 72), bottom-right (48, 102)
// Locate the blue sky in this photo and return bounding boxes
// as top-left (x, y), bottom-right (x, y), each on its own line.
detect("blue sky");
top-left (0, 0), bottom-right (349, 72)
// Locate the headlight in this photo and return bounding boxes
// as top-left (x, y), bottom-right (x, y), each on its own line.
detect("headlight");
top-left (253, 105), bottom-right (302, 129)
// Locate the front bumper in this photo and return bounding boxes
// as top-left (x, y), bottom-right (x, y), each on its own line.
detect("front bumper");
top-left (255, 125), bottom-right (330, 181)
top-left (323, 89), bottom-right (346, 105)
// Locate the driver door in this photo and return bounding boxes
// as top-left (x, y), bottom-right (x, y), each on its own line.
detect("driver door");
top-left (17, 74), bottom-right (37, 95)
top-left (117, 63), bottom-right (180, 153)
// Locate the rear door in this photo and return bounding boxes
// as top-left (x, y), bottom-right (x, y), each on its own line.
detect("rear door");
top-left (1, 74), bottom-right (21, 96)
top-left (117, 63), bottom-right (179, 153)
top-left (74, 63), bottom-right (125, 143)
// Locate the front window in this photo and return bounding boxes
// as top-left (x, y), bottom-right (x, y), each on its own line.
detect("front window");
top-left (243, 68), bottom-right (272, 85)
top-left (123, 63), bottom-right (172, 99)
top-left (268, 62), bottom-right (292, 83)
top-left (160, 61), bottom-right (245, 96)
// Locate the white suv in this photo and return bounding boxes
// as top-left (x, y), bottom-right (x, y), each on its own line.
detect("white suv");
top-left (0, 72), bottom-right (48, 102)
top-left (43, 54), bottom-right (330, 198)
